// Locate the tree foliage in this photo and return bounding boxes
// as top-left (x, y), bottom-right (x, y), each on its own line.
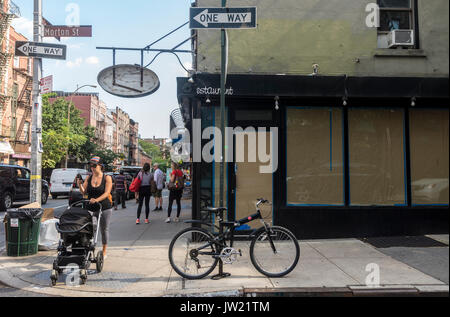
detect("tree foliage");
top-left (42, 94), bottom-right (87, 169)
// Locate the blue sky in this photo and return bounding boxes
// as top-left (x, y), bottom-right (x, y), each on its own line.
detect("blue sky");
top-left (12, 0), bottom-right (193, 139)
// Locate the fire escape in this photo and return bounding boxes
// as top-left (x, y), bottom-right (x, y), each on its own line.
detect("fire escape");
top-left (0, 0), bottom-right (20, 137)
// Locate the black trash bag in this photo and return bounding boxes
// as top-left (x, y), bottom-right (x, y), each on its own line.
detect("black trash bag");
top-left (6, 208), bottom-right (44, 220)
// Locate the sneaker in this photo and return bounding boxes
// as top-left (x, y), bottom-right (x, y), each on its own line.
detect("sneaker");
top-left (174, 217), bottom-right (180, 223)
top-left (159, 207), bottom-right (163, 211)
top-left (145, 219), bottom-right (150, 224)
top-left (165, 217), bottom-right (171, 223)
top-left (153, 208), bottom-right (158, 212)
top-left (136, 219), bottom-right (140, 225)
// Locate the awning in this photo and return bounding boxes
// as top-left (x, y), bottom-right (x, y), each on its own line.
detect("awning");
top-left (0, 141), bottom-right (14, 155)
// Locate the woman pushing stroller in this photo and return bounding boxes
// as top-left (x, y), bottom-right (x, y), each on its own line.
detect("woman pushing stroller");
top-left (77, 156), bottom-right (113, 259)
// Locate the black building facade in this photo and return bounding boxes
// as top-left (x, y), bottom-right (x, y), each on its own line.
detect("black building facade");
top-left (177, 74), bottom-right (449, 239)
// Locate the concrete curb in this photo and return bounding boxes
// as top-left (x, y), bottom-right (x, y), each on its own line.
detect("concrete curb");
top-left (242, 285), bottom-right (449, 297)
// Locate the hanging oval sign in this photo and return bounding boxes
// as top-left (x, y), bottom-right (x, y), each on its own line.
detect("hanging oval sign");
top-left (97, 64), bottom-right (160, 98)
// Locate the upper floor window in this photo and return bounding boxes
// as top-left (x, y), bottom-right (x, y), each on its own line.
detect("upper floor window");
top-left (378, 0), bottom-right (414, 32)
top-left (377, 0), bottom-right (417, 48)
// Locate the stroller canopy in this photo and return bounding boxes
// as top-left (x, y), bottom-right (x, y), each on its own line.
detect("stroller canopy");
top-left (59, 206), bottom-right (93, 235)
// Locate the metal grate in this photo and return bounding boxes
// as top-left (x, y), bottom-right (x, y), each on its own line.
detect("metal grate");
top-left (362, 236), bottom-right (448, 248)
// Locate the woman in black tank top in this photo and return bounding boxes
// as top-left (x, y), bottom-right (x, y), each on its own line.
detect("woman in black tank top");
top-left (77, 156), bottom-right (113, 258)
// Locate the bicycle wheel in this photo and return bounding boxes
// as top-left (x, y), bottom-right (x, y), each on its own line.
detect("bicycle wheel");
top-left (250, 226), bottom-right (300, 278)
top-left (169, 227), bottom-right (219, 280)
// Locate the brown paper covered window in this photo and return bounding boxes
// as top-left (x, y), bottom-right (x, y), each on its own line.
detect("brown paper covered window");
top-left (287, 108), bottom-right (344, 205)
top-left (410, 109), bottom-right (449, 205)
top-left (349, 108), bottom-right (406, 206)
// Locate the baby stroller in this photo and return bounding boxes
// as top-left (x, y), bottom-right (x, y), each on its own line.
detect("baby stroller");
top-left (51, 200), bottom-right (104, 286)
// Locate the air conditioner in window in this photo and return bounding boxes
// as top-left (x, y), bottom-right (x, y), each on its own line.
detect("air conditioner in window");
top-left (387, 30), bottom-right (415, 48)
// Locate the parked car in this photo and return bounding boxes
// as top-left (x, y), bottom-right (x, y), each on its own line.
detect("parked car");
top-left (50, 168), bottom-right (86, 199)
top-left (0, 164), bottom-right (49, 211)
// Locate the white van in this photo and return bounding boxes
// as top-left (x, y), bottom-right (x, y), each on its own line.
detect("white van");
top-left (50, 168), bottom-right (86, 199)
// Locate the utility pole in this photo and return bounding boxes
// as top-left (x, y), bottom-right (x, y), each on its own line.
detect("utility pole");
top-left (30, 0), bottom-right (43, 204)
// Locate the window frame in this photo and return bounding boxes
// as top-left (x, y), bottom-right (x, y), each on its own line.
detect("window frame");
top-left (347, 107), bottom-right (408, 207)
top-left (377, 0), bottom-right (420, 49)
top-left (377, 0), bottom-right (414, 33)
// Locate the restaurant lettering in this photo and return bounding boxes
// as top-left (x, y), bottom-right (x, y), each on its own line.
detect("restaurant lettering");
top-left (196, 86), bottom-right (234, 96)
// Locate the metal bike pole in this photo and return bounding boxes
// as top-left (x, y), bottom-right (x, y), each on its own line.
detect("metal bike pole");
top-left (211, 209), bottom-right (230, 280)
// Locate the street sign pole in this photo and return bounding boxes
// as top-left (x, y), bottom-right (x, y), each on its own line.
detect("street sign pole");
top-left (30, 0), bottom-right (43, 204)
top-left (219, 0), bottom-right (227, 210)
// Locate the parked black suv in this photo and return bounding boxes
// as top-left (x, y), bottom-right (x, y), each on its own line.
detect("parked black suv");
top-left (0, 164), bottom-right (49, 211)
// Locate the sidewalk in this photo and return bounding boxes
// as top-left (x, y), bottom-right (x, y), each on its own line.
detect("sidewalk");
top-left (0, 197), bottom-right (448, 297)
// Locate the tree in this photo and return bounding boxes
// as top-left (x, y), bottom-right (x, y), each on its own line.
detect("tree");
top-left (139, 140), bottom-right (161, 159)
top-left (41, 94), bottom-right (87, 168)
top-left (93, 148), bottom-right (120, 172)
top-left (78, 126), bottom-right (97, 162)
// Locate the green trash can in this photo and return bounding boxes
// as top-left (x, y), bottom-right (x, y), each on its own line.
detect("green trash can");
top-left (5, 208), bottom-right (43, 257)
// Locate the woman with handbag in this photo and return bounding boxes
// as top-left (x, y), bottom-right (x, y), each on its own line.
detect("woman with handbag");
top-left (166, 162), bottom-right (184, 223)
top-left (136, 163), bottom-right (153, 225)
top-left (77, 156), bottom-right (113, 259)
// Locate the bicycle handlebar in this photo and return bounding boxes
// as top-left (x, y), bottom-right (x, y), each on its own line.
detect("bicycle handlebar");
top-left (256, 198), bottom-right (270, 208)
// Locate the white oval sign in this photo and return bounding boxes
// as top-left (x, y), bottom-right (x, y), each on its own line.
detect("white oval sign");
top-left (97, 64), bottom-right (160, 98)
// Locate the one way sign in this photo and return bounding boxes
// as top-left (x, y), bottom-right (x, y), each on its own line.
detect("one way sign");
top-left (190, 7), bottom-right (257, 29)
top-left (15, 41), bottom-right (67, 60)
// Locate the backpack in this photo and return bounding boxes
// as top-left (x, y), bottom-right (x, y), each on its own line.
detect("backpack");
top-left (168, 171), bottom-right (184, 191)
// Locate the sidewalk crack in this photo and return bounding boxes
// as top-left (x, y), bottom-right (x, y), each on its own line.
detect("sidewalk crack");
top-left (307, 242), bottom-right (361, 285)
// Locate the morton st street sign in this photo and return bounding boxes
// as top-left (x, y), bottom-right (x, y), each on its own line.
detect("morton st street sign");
top-left (190, 7), bottom-right (257, 29)
top-left (44, 25), bottom-right (93, 38)
top-left (15, 41), bottom-right (67, 60)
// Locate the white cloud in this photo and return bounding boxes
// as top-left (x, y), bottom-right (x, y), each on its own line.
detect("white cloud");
top-left (11, 17), bottom-right (33, 39)
top-left (85, 56), bottom-right (100, 65)
top-left (66, 57), bottom-right (83, 68)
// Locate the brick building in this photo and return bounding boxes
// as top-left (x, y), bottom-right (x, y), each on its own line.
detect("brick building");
top-left (0, 0), bottom-right (32, 167)
top-left (50, 92), bottom-right (108, 148)
top-left (128, 119), bottom-right (139, 166)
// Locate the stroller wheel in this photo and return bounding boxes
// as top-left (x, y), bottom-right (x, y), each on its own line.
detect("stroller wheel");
top-left (80, 269), bottom-right (87, 285)
top-left (50, 270), bottom-right (58, 286)
top-left (96, 252), bottom-right (104, 273)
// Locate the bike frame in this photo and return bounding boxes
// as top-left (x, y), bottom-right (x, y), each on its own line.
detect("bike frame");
top-left (187, 204), bottom-right (276, 258)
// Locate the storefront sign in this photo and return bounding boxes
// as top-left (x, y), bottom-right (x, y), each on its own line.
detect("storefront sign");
top-left (11, 154), bottom-right (31, 160)
top-left (196, 86), bottom-right (234, 96)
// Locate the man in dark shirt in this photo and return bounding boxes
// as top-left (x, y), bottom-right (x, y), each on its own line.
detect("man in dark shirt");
top-left (114, 170), bottom-right (128, 210)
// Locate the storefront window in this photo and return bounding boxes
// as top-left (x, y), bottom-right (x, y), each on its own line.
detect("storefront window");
top-left (286, 107), bottom-right (344, 205)
top-left (410, 109), bottom-right (449, 205)
top-left (349, 108), bottom-right (406, 206)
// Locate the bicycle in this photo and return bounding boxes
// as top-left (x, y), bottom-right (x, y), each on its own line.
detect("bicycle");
top-left (168, 198), bottom-right (300, 280)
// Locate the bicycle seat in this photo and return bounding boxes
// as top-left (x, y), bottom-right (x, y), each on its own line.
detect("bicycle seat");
top-left (204, 207), bottom-right (227, 213)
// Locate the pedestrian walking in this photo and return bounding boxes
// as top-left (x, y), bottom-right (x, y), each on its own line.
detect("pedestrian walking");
top-left (136, 163), bottom-right (153, 225)
top-left (166, 162), bottom-right (184, 223)
top-left (77, 156), bottom-right (113, 259)
top-left (114, 170), bottom-right (128, 210)
top-left (153, 163), bottom-right (164, 211)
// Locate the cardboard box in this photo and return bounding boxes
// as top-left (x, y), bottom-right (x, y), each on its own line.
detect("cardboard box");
top-left (19, 202), bottom-right (41, 209)
top-left (41, 209), bottom-right (55, 222)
